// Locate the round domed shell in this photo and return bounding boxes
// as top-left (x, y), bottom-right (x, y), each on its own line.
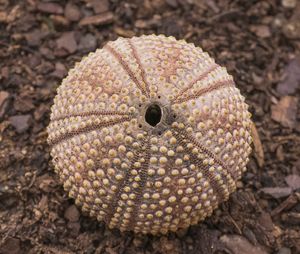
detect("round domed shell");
top-left (47, 35), bottom-right (252, 235)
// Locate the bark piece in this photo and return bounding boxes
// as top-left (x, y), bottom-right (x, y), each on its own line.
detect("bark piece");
top-left (79, 12), bottom-right (114, 26)
top-left (0, 91), bottom-right (10, 119)
top-left (37, 2), bottom-right (63, 14)
top-left (261, 187), bottom-right (292, 199)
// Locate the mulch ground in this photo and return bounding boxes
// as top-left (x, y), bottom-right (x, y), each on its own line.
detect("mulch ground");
top-left (0, 0), bottom-right (299, 253)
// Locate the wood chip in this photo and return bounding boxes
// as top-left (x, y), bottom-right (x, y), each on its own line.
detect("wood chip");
top-left (37, 2), bottom-right (63, 14)
top-left (0, 91), bottom-right (10, 119)
top-left (79, 12), bottom-right (114, 26)
top-left (250, 25), bottom-right (271, 38)
top-left (88, 0), bottom-right (110, 14)
top-left (114, 27), bottom-right (135, 38)
top-left (64, 3), bottom-right (81, 22)
top-left (271, 193), bottom-right (300, 216)
top-left (260, 187), bottom-right (292, 199)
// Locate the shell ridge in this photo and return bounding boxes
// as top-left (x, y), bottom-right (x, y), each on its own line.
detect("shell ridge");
top-left (48, 116), bottom-right (133, 146)
top-left (106, 135), bottom-right (150, 229)
top-left (175, 79), bottom-right (235, 104)
top-left (125, 136), bottom-right (151, 230)
top-left (128, 39), bottom-right (151, 97)
top-left (172, 63), bottom-right (219, 103)
top-left (172, 130), bottom-right (232, 202)
top-left (51, 110), bottom-right (133, 122)
top-left (105, 44), bottom-right (150, 98)
top-left (172, 127), bottom-right (236, 193)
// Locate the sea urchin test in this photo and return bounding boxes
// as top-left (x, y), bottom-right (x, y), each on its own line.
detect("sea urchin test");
top-left (47, 35), bottom-right (252, 235)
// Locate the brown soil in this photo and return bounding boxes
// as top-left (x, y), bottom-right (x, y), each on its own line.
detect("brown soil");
top-left (0, 0), bottom-right (299, 254)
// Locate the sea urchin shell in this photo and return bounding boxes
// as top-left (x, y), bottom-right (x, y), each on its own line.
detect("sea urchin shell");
top-left (47, 35), bottom-right (253, 235)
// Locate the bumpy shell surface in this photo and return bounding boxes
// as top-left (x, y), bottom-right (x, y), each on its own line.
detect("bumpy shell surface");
top-left (47, 35), bottom-right (252, 235)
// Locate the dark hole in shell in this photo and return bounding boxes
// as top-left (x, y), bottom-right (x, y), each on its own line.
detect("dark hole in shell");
top-left (145, 104), bottom-right (162, 127)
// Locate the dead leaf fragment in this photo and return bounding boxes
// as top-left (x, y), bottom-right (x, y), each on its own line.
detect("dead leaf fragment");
top-left (271, 96), bottom-right (298, 128)
top-left (285, 174), bottom-right (300, 190)
top-left (277, 57), bottom-right (300, 95)
top-left (250, 122), bottom-right (264, 167)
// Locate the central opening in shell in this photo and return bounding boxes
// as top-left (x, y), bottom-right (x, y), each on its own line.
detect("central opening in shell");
top-left (145, 104), bottom-right (162, 127)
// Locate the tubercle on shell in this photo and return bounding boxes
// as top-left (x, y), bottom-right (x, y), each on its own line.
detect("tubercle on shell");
top-left (47, 34), bottom-right (253, 235)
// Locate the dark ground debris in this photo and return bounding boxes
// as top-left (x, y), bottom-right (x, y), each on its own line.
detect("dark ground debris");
top-left (0, 0), bottom-right (299, 253)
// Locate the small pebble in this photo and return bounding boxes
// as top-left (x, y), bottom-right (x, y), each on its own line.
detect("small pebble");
top-left (281, 0), bottom-right (297, 8)
top-left (64, 205), bottom-right (80, 222)
top-left (9, 114), bottom-right (31, 133)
